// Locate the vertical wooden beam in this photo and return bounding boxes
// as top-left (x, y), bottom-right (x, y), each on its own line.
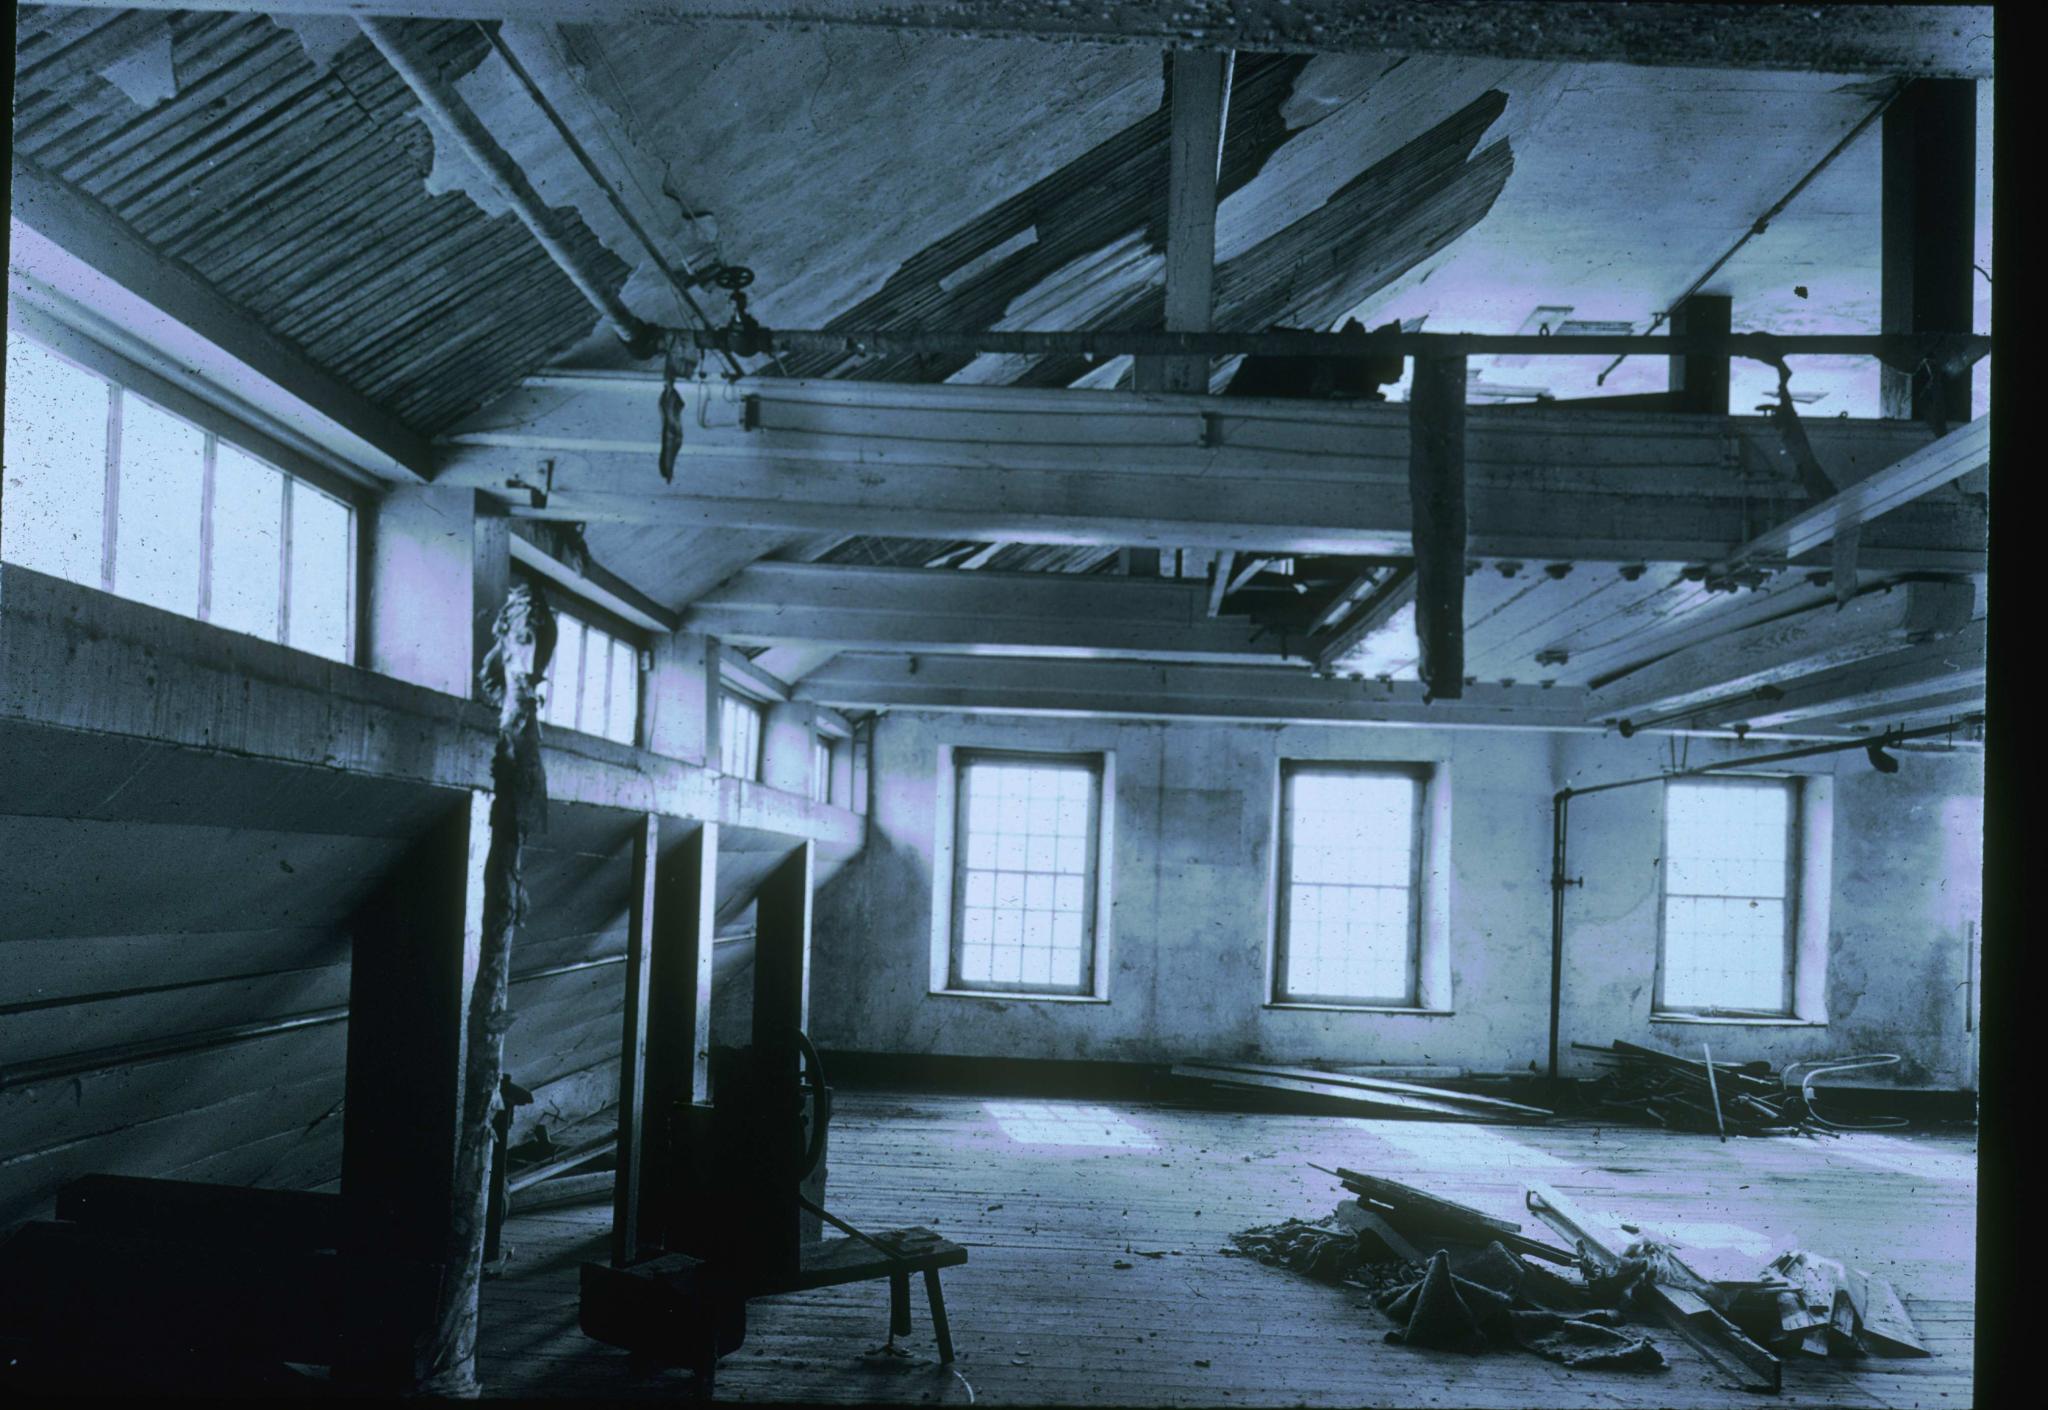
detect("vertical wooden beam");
top-left (1881, 78), bottom-right (1976, 423)
top-left (751, 840), bottom-right (815, 1279)
top-left (338, 788), bottom-right (489, 1386)
top-left (642, 631), bottom-right (711, 764)
top-left (703, 637), bottom-right (726, 771)
top-left (611, 812), bottom-right (660, 1268)
top-left (629, 821), bottom-right (718, 1258)
top-left (1667, 293), bottom-right (1731, 414)
top-left (1132, 49), bottom-right (1232, 394)
top-left (368, 487), bottom-right (507, 700)
top-left (1408, 356), bottom-right (1467, 700)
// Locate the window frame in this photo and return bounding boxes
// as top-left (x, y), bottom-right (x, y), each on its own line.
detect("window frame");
top-left (1272, 760), bottom-right (1429, 1009)
top-left (1654, 774), bottom-right (1801, 1019)
top-left (529, 575), bottom-right (645, 747)
top-left (3, 327), bottom-right (359, 664)
top-left (719, 690), bottom-right (767, 781)
top-left (947, 747), bottom-right (1106, 998)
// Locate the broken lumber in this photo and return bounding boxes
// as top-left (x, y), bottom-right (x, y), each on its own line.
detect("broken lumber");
top-left (1172, 1063), bottom-right (1506, 1120)
top-left (1178, 1059), bottom-right (1551, 1120)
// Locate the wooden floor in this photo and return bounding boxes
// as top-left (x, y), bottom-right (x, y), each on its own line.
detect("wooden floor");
top-left (479, 1090), bottom-right (1975, 1407)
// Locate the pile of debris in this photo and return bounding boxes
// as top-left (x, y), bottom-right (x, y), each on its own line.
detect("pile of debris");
top-left (1229, 1169), bottom-right (1931, 1388)
top-left (1571, 1040), bottom-right (1804, 1135)
top-left (1724, 1251), bottom-right (1930, 1360)
top-left (1226, 1168), bottom-right (1665, 1372)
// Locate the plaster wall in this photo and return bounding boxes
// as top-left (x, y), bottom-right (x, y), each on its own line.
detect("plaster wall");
top-left (809, 711), bottom-right (1983, 1086)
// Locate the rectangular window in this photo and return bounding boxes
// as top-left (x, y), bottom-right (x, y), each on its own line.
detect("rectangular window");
top-left (1275, 764), bottom-right (1425, 1007)
top-left (719, 692), bottom-right (764, 780)
top-left (951, 752), bottom-right (1102, 995)
top-left (2, 330), bottom-right (354, 662)
top-left (537, 602), bottom-right (639, 745)
top-left (812, 736), bottom-right (835, 804)
top-left (1659, 777), bottom-right (1798, 1016)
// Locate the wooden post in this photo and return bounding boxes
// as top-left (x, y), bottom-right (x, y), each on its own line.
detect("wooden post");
top-left (1408, 355), bottom-right (1467, 700)
top-left (751, 841), bottom-right (815, 1280)
top-left (1881, 79), bottom-right (1976, 424)
top-left (1667, 294), bottom-right (1731, 414)
top-left (1134, 49), bottom-right (1233, 394)
top-left (611, 812), bottom-right (661, 1267)
top-left (339, 789), bottom-right (489, 1387)
top-left (625, 821), bottom-right (719, 1259)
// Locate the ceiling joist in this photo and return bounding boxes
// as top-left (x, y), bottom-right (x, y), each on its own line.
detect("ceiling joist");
top-left (47, 4), bottom-right (1995, 79)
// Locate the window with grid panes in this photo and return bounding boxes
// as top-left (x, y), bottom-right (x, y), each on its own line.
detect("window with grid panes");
top-left (1275, 764), bottom-right (1425, 1006)
top-left (951, 753), bottom-right (1102, 995)
top-left (812, 736), bottom-right (834, 804)
top-left (719, 692), bottom-right (764, 780)
top-left (537, 603), bottom-right (640, 745)
top-left (1658, 777), bottom-right (1798, 1015)
top-left (2, 330), bottom-right (354, 662)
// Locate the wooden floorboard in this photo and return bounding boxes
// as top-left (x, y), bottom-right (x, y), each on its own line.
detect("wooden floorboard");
top-left (478, 1090), bottom-right (1976, 1407)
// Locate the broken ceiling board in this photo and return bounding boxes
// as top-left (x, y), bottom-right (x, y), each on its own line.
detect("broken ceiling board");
top-left (1586, 578), bottom-right (1976, 723)
top-left (9, 8), bottom-right (626, 435)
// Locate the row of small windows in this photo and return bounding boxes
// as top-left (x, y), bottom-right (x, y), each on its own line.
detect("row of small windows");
top-left (946, 754), bottom-right (1802, 1019)
top-left (3, 331), bottom-right (353, 662)
top-left (538, 602), bottom-right (640, 747)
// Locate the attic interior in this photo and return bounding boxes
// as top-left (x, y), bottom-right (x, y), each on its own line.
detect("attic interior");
top-left (0, 2), bottom-right (1999, 1404)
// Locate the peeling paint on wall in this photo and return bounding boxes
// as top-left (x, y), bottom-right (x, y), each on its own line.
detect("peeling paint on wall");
top-left (96, 21), bottom-right (178, 109)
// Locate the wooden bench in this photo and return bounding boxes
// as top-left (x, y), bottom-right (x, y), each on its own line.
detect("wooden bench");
top-left (581, 1225), bottom-right (967, 1392)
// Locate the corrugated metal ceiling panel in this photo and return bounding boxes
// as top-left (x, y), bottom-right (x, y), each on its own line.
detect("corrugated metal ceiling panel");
top-left (11, 6), bottom-right (627, 434)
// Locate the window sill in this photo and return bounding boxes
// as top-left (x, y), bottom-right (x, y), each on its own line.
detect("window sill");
top-left (1264, 1002), bottom-right (1454, 1017)
top-left (931, 988), bottom-right (1110, 1005)
top-left (1650, 1012), bottom-right (1827, 1028)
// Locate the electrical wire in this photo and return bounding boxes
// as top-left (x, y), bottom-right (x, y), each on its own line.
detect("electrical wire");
top-left (1597, 83), bottom-right (1908, 386)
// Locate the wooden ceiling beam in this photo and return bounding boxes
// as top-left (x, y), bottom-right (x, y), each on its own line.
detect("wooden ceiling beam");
top-left (436, 376), bottom-right (1985, 569)
top-left (680, 561), bottom-right (1303, 664)
top-left (1714, 414), bottom-right (1989, 572)
top-left (1132, 49), bottom-right (1230, 396)
top-left (793, 652), bottom-right (1596, 732)
top-left (1587, 579), bottom-right (1976, 725)
top-left (1703, 620), bottom-right (1986, 731)
top-left (51, 4), bottom-right (1994, 78)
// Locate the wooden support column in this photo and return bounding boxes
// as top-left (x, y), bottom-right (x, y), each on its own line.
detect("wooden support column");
top-left (704, 637), bottom-right (726, 771)
top-left (1133, 49), bottom-right (1232, 394)
top-left (611, 812), bottom-right (661, 1267)
top-left (1881, 79), bottom-right (1976, 423)
top-left (367, 486), bottom-right (508, 700)
top-left (339, 788), bottom-right (489, 1386)
top-left (1408, 355), bottom-right (1467, 700)
top-left (752, 840), bottom-right (815, 1280)
top-left (642, 631), bottom-right (712, 764)
top-left (619, 821), bottom-right (719, 1261)
top-left (1667, 294), bottom-right (1731, 414)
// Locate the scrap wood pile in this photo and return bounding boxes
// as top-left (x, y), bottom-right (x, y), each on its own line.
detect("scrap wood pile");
top-left (1224, 1167), bottom-right (1665, 1371)
top-left (1571, 1040), bottom-right (1805, 1135)
top-left (1174, 1059), bottom-right (1553, 1124)
top-left (1227, 1169), bottom-right (1930, 1384)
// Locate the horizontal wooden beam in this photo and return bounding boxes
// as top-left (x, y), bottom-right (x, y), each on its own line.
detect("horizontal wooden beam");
top-left (435, 376), bottom-right (1985, 569)
top-left (9, 161), bottom-right (433, 484)
top-left (793, 653), bottom-right (1595, 731)
top-left (1588, 579), bottom-right (1977, 724)
top-left (1705, 620), bottom-right (1986, 730)
top-left (508, 529), bottom-right (679, 634)
top-left (1716, 414), bottom-right (1989, 570)
top-left (681, 562), bottom-right (1300, 664)
top-left (44, 4), bottom-right (1994, 76)
top-left (0, 563), bottom-right (860, 851)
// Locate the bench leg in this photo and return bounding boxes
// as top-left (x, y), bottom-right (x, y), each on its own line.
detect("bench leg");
top-left (889, 1270), bottom-right (913, 1338)
top-left (923, 1268), bottom-right (955, 1364)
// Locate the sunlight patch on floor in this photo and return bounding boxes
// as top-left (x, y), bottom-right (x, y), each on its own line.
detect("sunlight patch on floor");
top-left (983, 1101), bottom-right (1158, 1149)
top-left (1363, 1121), bottom-right (1572, 1172)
